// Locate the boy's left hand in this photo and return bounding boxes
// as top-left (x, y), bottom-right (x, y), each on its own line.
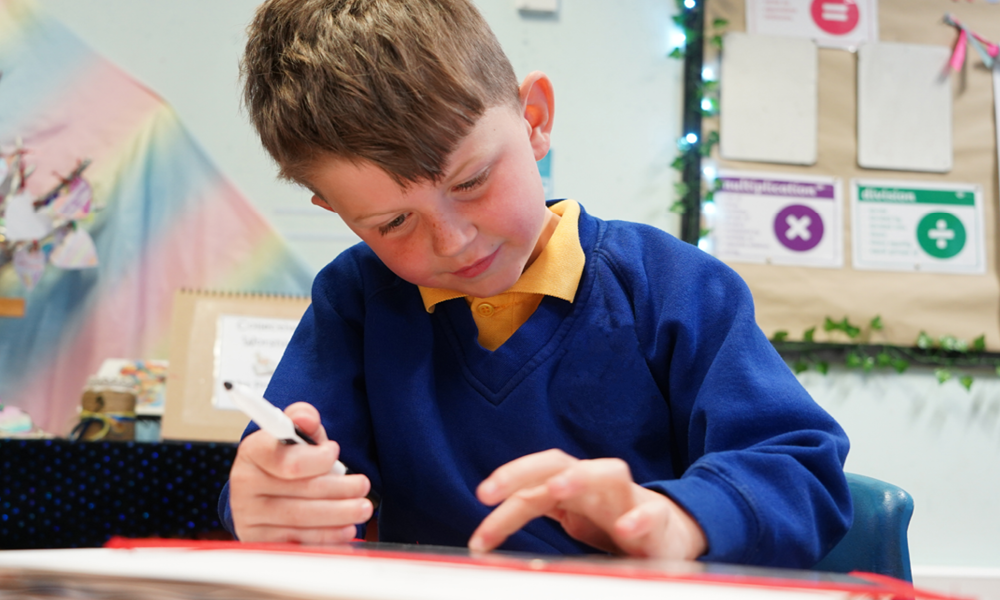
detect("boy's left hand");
top-left (468, 449), bottom-right (707, 560)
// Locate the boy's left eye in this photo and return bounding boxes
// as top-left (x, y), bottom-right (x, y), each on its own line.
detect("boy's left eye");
top-left (378, 213), bottom-right (408, 236)
top-left (453, 169), bottom-right (489, 193)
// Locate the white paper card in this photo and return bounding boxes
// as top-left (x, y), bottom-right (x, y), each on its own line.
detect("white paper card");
top-left (746, 0), bottom-right (879, 51)
top-left (5, 191), bottom-right (53, 242)
top-left (720, 33), bottom-right (818, 166)
top-left (857, 43), bottom-right (952, 173)
top-left (212, 315), bottom-right (299, 410)
top-left (851, 179), bottom-right (984, 274)
top-left (995, 65), bottom-right (1000, 206)
top-left (710, 170), bottom-right (843, 268)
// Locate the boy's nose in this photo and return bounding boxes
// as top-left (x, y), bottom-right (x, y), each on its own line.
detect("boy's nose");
top-left (429, 213), bottom-right (476, 257)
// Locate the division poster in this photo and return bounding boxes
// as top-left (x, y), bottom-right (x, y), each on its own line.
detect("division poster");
top-left (851, 179), bottom-right (985, 274)
top-left (711, 171), bottom-right (843, 268)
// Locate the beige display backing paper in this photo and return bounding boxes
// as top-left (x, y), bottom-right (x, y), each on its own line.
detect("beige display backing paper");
top-left (705, 0), bottom-right (1000, 350)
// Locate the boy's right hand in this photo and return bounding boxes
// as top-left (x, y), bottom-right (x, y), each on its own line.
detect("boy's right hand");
top-left (228, 402), bottom-right (373, 544)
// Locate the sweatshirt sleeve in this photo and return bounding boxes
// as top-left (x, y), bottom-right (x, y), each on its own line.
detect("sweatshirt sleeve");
top-left (623, 227), bottom-right (852, 568)
top-left (217, 248), bottom-right (382, 537)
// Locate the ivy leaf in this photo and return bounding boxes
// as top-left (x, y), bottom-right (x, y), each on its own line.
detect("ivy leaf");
top-left (972, 335), bottom-right (986, 353)
top-left (935, 369), bottom-right (952, 384)
top-left (669, 201), bottom-right (687, 214)
top-left (861, 355), bottom-right (875, 373)
top-left (771, 330), bottom-right (789, 342)
top-left (869, 315), bottom-right (883, 331)
top-left (674, 182), bottom-right (690, 197)
top-left (816, 361), bottom-right (829, 375)
top-left (876, 352), bottom-right (892, 367)
top-left (671, 14), bottom-right (686, 26)
top-left (845, 351), bottom-right (862, 368)
top-left (803, 327), bottom-right (816, 343)
top-left (793, 360), bottom-right (809, 375)
top-left (710, 34), bottom-right (724, 50)
top-left (939, 335), bottom-right (959, 352)
top-left (823, 317), bottom-right (837, 332)
top-left (844, 323), bottom-right (861, 339)
top-left (670, 155), bottom-right (686, 171)
top-left (713, 18), bottom-right (730, 29)
top-left (701, 80), bottom-right (719, 92)
top-left (704, 190), bottom-right (715, 203)
top-left (959, 375), bottom-right (973, 391)
top-left (668, 47), bottom-right (685, 59)
top-left (892, 358), bottom-right (909, 374)
top-left (916, 331), bottom-right (934, 350)
top-left (699, 227), bottom-right (712, 238)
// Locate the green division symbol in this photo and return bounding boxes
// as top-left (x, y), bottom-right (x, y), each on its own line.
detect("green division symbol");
top-left (917, 212), bottom-right (966, 259)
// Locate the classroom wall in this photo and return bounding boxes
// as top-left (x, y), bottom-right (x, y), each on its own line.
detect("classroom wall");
top-left (32, 0), bottom-right (1000, 580)
top-left (35, 0), bottom-right (682, 274)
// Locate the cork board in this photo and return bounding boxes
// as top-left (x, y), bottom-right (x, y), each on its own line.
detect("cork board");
top-left (162, 289), bottom-right (310, 442)
top-left (704, 0), bottom-right (1000, 350)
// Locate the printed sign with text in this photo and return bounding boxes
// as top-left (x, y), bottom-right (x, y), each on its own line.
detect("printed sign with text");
top-left (711, 171), bottom-right (843, 268)
top-left (851, 180), bottom-right (985, 274)
top-left (746, 0), bottom-right (879, 51)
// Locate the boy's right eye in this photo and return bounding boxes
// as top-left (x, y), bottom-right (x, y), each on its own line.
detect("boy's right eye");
top-left (378, 214), bottom-right (408, 236)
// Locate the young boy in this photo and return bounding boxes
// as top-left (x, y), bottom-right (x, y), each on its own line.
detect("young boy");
top-left (221, 0), bottom-right (852, 567)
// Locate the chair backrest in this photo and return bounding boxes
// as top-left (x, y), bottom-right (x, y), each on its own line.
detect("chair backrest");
top-left (813, 472), bottom-right (914, 582)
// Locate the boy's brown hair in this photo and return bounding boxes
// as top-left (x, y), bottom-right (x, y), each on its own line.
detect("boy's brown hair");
top-left (242, 0), bottom-right (520, 187)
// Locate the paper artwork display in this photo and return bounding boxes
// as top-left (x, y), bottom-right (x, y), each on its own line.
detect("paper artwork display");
top-left (5, 191), bottom-right (53, 242)
top-left (710, 171), bottom-right (843, 268)
top-left (720, 33), bottom-right (818, 166)
top-left (746, 0), bottom-right (879, 51)
top-left (212, 315), bottom-right (299, 411)
top-left (49, 227), bottom-right (98, 269)
top-left (13, 246), bottom-right (45, 289)
top-left (851, 179), bottom-right (985, 274)
top-left (857, 42), bottom-right (953, 173)
top-left (45, 178), bottom-right (93, 221)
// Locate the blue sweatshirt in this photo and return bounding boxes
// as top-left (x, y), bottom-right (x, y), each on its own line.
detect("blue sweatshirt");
top-left (220, 201), bottom-right (851, 568)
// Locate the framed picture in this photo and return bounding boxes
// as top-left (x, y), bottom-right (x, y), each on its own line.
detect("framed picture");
top-left (161, 289), bottom-right (310, 442)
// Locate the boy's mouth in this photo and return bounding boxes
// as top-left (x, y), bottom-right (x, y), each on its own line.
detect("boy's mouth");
top-left (452, 248), bottom-right (499, 279)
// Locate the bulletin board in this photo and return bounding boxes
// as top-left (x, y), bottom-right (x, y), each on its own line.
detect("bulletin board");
top-left (704, 0), bottom-right (1000, 350)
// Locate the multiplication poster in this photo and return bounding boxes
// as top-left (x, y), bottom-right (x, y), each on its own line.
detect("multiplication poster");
top-left (711, 171), bottom-right (843, 268)
top-left (851, 179), bottom-right (985, 274)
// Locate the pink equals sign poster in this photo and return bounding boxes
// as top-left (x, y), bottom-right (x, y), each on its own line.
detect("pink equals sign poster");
top-left (746, 0), bottom-right (879, 51)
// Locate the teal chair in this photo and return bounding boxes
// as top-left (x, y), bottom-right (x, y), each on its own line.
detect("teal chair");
top-left (814, 473), bottom-right (914, 582)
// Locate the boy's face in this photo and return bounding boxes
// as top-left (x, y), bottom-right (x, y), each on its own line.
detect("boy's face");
top-left (308, 77), bottom-right (555, 298)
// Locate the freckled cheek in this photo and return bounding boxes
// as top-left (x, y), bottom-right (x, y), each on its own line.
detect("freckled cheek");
top-left (375, 236), bottom-right (437, 285)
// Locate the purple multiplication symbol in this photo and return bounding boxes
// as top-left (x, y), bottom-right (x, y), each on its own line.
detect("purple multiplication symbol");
top-left (774, 204), bottom-right (824, 252)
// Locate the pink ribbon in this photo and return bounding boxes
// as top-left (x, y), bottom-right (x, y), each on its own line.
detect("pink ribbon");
top-left (945, 13), bottom-right (999, 70)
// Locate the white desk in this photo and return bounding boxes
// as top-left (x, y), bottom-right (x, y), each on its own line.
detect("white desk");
top-left (0, 539), bottom-right (950, 600)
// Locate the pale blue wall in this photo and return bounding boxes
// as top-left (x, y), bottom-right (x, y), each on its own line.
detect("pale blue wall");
top-left (38, 0), bottom-right (683, 274)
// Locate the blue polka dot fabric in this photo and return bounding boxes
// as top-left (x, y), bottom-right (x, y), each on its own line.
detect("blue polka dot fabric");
top-left (0, 439), bottom-right (236, 548)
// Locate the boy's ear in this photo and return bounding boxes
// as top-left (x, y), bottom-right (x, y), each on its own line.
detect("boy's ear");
top-left (518, 71), bottom-right (554, 161)
top-left (311, 194), bottom-right (337, 214)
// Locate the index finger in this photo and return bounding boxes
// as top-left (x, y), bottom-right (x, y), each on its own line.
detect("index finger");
top-left (477, 449), bottom-right (577, 506)
top-left (239, 428), bottom-right (342, 480)
top-left (285, 402), bottom-right (329, 442)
